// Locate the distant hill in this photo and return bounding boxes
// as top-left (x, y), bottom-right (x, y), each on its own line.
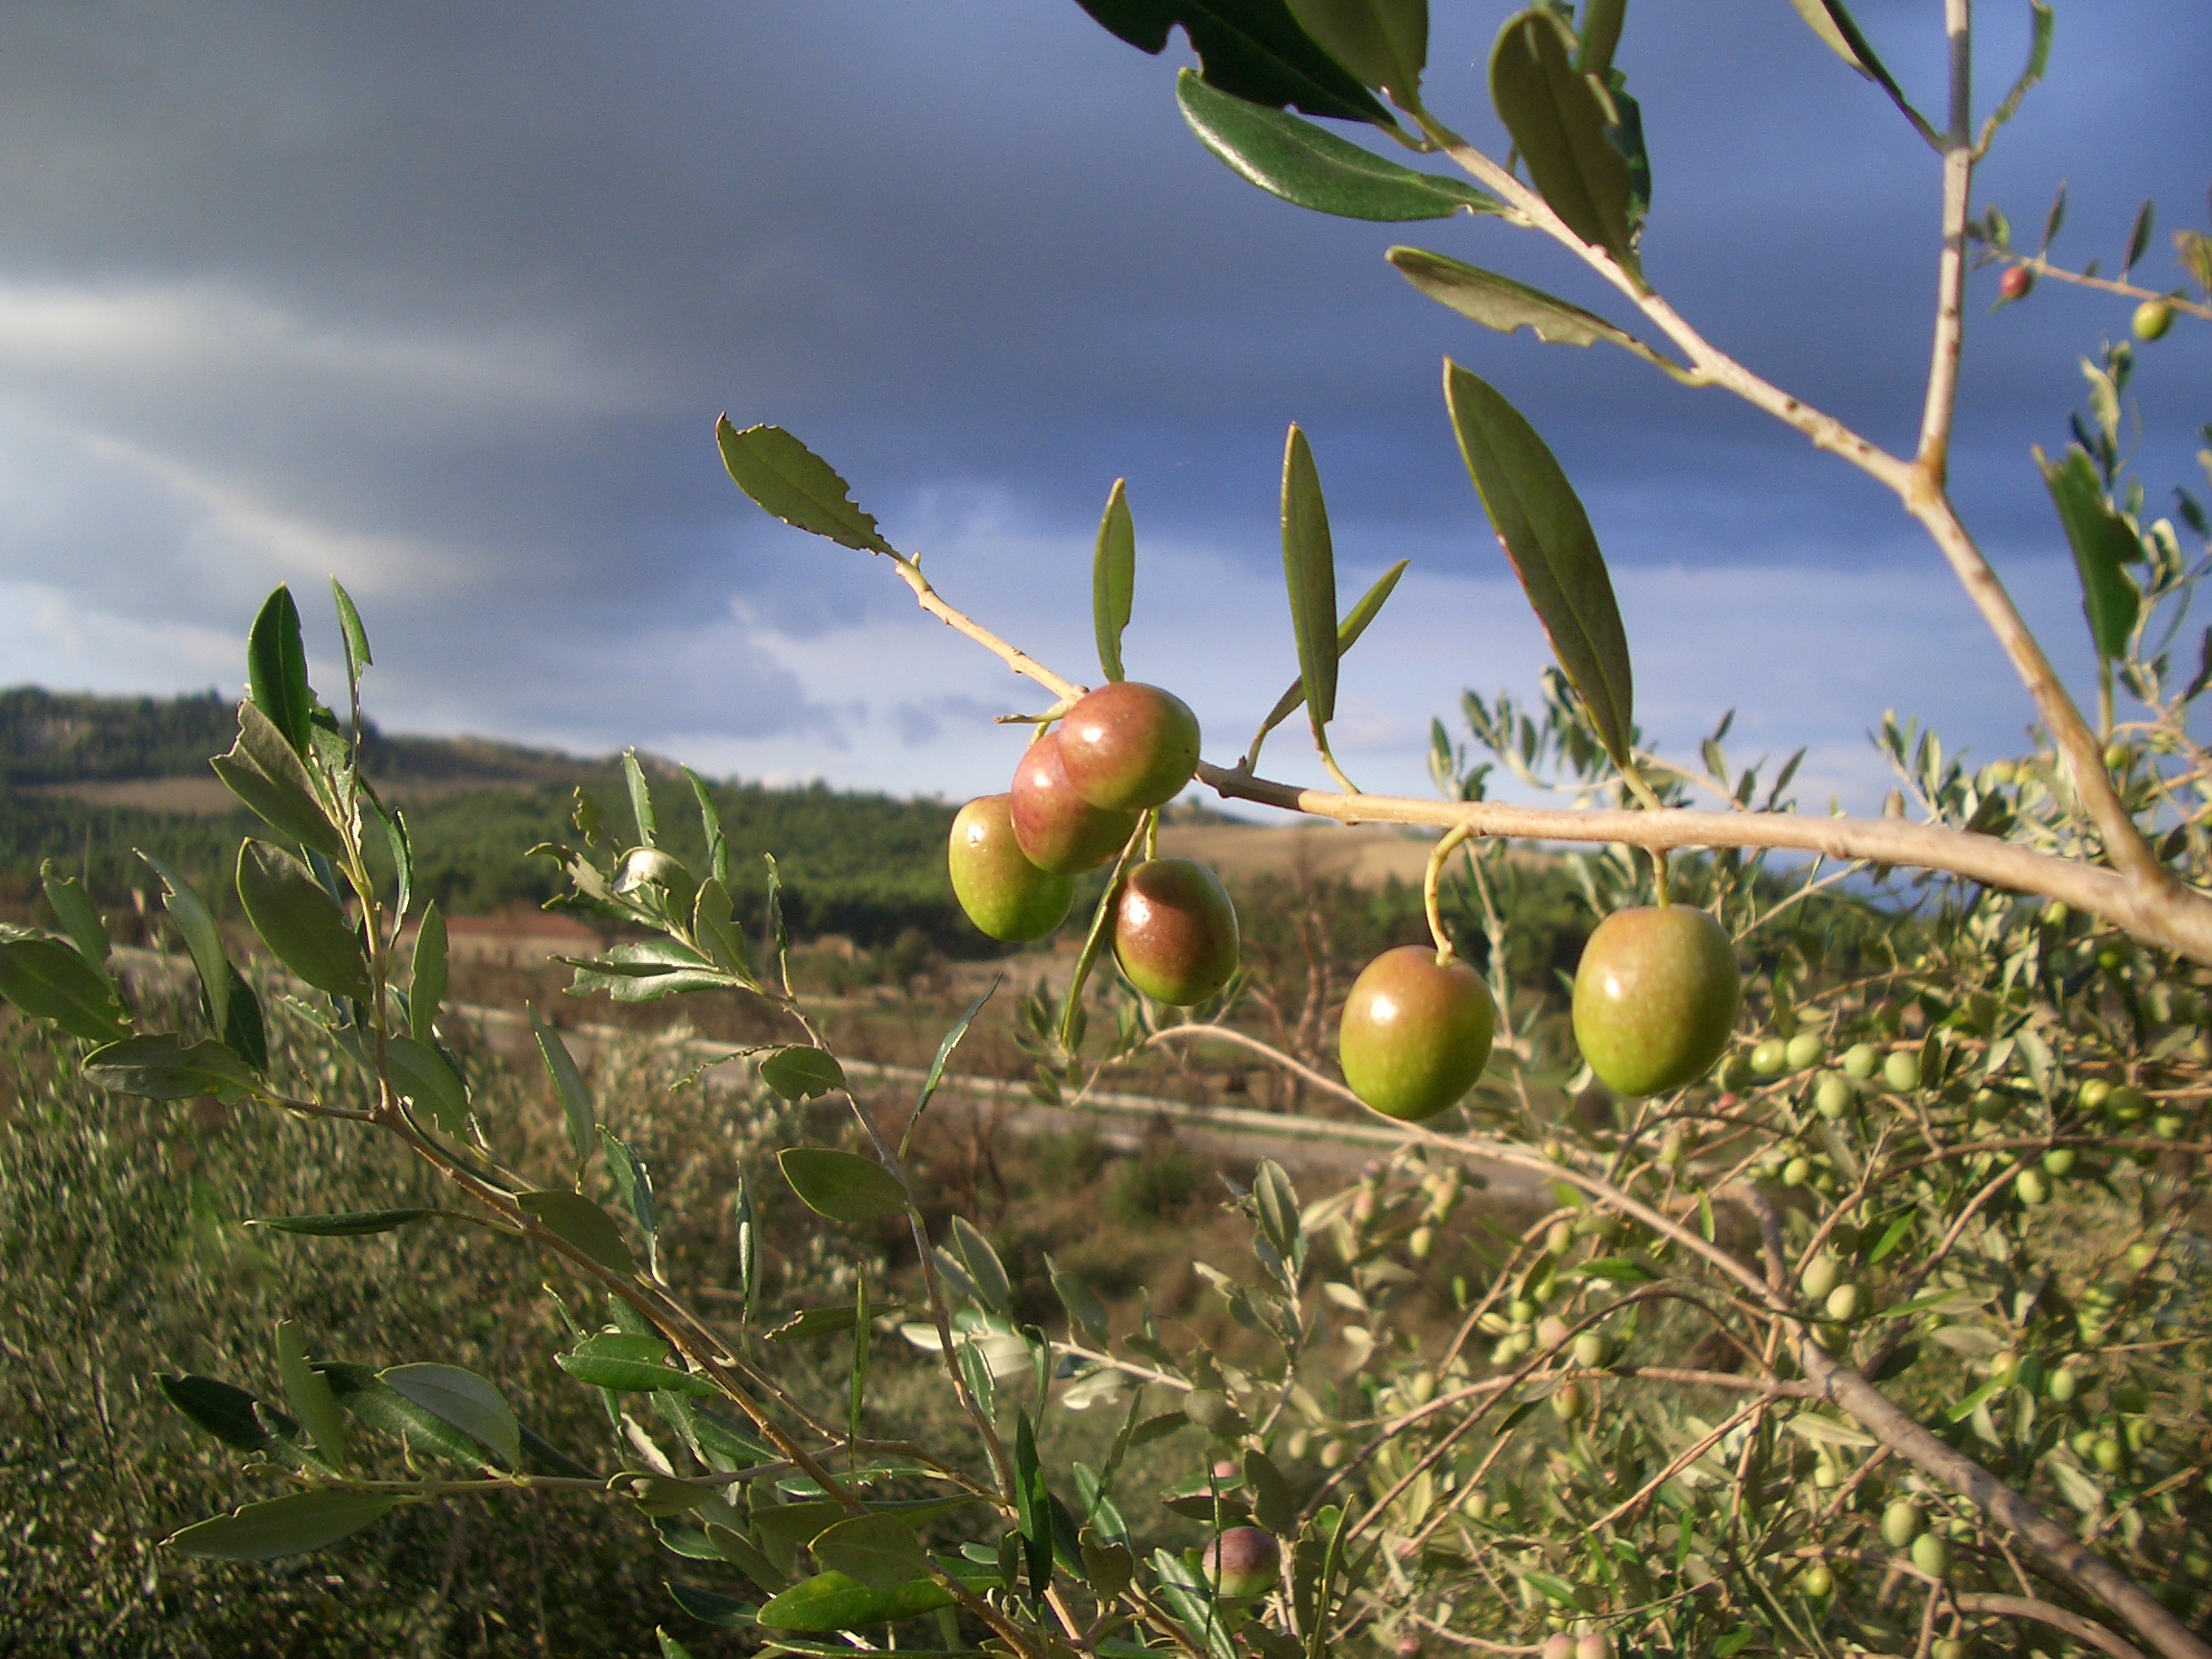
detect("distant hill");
top-left (0, 686), bottom-right (968, 950)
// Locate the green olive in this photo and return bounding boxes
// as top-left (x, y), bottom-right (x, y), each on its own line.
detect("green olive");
top-left (2133, 299), bottom-right (2176, 341)
top-left (1815, 1073), bottom-right (1852, 1119)
top-left (1801, 1254), bottom-right (1842, 1302)
top-left (2041, 1146), bottom-right (2077, 1177)
top-left (1911, 1531), bottom-right (1949, 1581)
top-left (2047, 1367), bottom-right (2079, 1403)
top-left (2094, 1435), bottom-right (2126, 1474)
top-left (2077, 1078), bottom-right (2113, 1112)
top-left (2016, 1167), bottom-right (2050, 1206)
top-left (1783, 1156), bottom-right (1813, 1187)
top-left (1549, 1381), bottom-right (1586, 1421)
top-left (1881, 1499), bottom-right (1923, 1548)
top-left (1841, 1043), bottom-right (1880, 1080)
top-left (1338, 946), bottom-right (1497, 1120)
top-left (1800, 1564), bottom-right (1835, 1599)
top-left (1883, 1049), bottom-right (1922, 1093)
top-left (1571, 906), bottom-right (1742, 1096)
top-left (1751, 1037), bottom-right (1788, 1076)
top-left (1572, 1332), bottom-right (1611, 1369)
top-left (2106, 1085), bottom-right (2148, 1123)
top-left (1785, 1032), bottom-right (1825, 1070)
top-left (1825, 1283), bottom-right (1863, 1323)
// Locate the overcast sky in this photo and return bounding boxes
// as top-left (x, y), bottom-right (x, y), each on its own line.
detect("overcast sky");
top-left (1, 2), bottom-right (2206, 815)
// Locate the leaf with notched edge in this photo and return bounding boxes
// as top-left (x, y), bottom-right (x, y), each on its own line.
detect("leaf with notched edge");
top-left (716, 420), bottom-right (895, 554)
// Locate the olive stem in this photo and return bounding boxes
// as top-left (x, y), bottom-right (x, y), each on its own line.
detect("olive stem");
top-left (1984, 251), bottom-right (2212, 325)
top-left (1422, 823), bottom-right (1478, 964)
top-left (1058, 812), bottom-right (1152, 1056)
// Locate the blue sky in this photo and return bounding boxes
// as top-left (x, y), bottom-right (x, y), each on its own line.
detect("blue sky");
top-left (0, 2), bottom-right (2206, 814)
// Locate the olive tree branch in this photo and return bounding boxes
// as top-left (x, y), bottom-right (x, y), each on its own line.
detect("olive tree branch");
top-left (1951, 1594), bottom-right (2148, 1659)
top-left (887, 551), bottom-right (1083, 704)
top-left (1193, 760), bottom-right (2212, 966)
top-left (1914, 0), bottom-right (1975, 483)
top-left (1984, 252), bottom-right (2212, 324)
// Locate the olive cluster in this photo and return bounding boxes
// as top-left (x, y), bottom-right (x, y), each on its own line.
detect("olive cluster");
top-left (947, 682), bottom-right (1238, 1006)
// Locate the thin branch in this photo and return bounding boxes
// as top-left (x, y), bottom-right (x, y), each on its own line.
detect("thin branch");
top-left (1914, 0), bottom-right (1975, 481)
top-left (1196, 760), bottom-right (2212, 965)
top-left (886, 552), bottom-right (1083, 703)
top-left (1986, 251), bottom-right (2212, 323)
top-left (1952, 1593), bottom-right (2149, 1659)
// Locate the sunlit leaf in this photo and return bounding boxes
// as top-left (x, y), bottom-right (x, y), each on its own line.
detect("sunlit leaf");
top-left (1094, 478), bottom-right (1136, 684)
top-left (381, 1362), bottom-right (521, 1469)
top-left (760, 1046), bottom-right (846, 1102)
top-left (1488, 10), bottom-right (1640, 277)
top-left (1281, 424), bottom-right (1339, 736)
top-left (1443, 361), bottom-right (1634, 768)
top-left (778, 1147), bottom-right (908, 1224)
top-left (716, 420), bottom-right (896, 554)
top-left (276, 1321), bottom-right (349, 1471)
top-left (410, 901), bottom-right (447, 1045)
top-left (236, 841), bottom-right (372, 1002)
top-left (1285, 0), bottom-right (1426, 106)
top-left (517, 1189), bottom-right (637, 1276)
top-left (529, 1004), bottom-right (597, 1166)
top-left (0, 936), bottom-right (131, 1043)
top-left (2040, 444), bottom-right (2143, 660)
top-left (247, 585), bottom-right (314, 756)
top-left (1177, 71), bottom-right (1496, 222)
top-left (757, 1570), bottom-right (955, 1632)
top-left (1388, 247), bottom-right (1668, 365)
top-left (84, 1034), bottom-right (256, 1103)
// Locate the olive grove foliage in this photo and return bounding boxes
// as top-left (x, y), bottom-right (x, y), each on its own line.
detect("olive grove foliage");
top-left (5, 4), bottom-right (2212, 1658)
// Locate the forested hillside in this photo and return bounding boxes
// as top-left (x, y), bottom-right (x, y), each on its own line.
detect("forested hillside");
top-left (0, 686), bottom-right (965, 948)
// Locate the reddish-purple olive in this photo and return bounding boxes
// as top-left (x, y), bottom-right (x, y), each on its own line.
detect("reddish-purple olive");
top-left (1009, 730), bottom-right (1139, 874)
top-left (1057, 682), bottom-right (1202, 811)
top-left (1999, 265), bottom-right (2034, 301)
top-left (1571, 906), bottom-right (1741, 1096)
top-left (1337, 947), bottom-right (1496, 1121)
top-left (1201, 1527), bottom-right (1280, 1599)
top-left (1114, 858), bottom-right (1238, 1006)
top-left (948, 795), bottom-right (1073, 943)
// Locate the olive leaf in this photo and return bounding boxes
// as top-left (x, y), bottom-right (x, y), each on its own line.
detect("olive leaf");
top-left (275, 1321), bottom-right (349, 1471)
top-left (778, 1147), bottom-right (908, 1224)
top-left (1283, 0), bottom-right (1426, 108)
top-left (83, 1034), bottom-right (257, 1103)
top-left (380, 1363), bottom-right (521, 1470)
top-left (165, 1491), bottom-right (397, 1561)
top-left (1281, 424), bottom-right (1339, 740)
top-left (236, 841), bottom-right (373, 1003)
top-left (517, 1190), bottom-right (636, 1276)
top-left (249, 1208), bottom-right (445, 1238)
top-left (138, 850), bottom-right (231, 1039)
top-left (715, 419), bottom-right (896, 554)
top-left (557, 1334), bottom-right (719, 1397)
top-left (381, 1035), bottom-right (469, 1134)
top-left (1250, 559), bottom-right (1407, 760)
top-left (1177, 70), bottom-right (1495, 223)
top-left (211, 700), bottom-right (344, 857)
top-left (528, 1004), bottom-right (597, 1166)
top-left (246, 584), bottom-right (314, 756)
top-left (1094, 477), bottom-right (1135, 684)
top-left (756, 1570), bottom-right (958, 1633)
top-left (1387, 247), bottom-right (1674, 370)
top-left (1071, 0), bottom-right (1389, 125)
top-left (38, 861), bottom-right (111, 987)
top-left (1488, 9), bottom-right (1641, 279)
top-left (2039, 445), bottom-right (2143, 661)
top-left (0, 935), bottom-right (131, 1043)
top-left (1443, 360), bottom-right (1634, 770)
top-left (330, 575), bottom-right (373, 693)
top-left (760, 1046), bottom-right (847, 1102)
top-left (409, 900), bottom-right (446, 1045)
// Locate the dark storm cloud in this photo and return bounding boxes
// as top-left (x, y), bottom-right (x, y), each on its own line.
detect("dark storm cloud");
top-left (0, 1), bottom-right (2205, 775)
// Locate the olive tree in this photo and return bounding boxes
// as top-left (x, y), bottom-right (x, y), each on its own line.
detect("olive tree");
top-left (4, 4), bottom-right (2210, 1657)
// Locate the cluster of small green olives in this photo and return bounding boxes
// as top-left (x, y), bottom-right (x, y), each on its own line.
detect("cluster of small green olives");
top-left (947, 682), bottom-right (1238, 1006)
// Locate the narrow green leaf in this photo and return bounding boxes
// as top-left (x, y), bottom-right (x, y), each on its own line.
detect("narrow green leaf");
top-left (810, 1511), bottom-right (932, 1592)
top-left (2040, 445), bottom-right (2143, 660)
top-left (706, 1523), bottom-right (787, 1595)
top-left (622, 749), bottom-right (658, 847)
top-left (382, 1035), bottom-right (469, 1134)
top-left (517, 1189), bottom-right (637, 1276)
top-left (381, 1363), bottom-right (521, 1469)
top-left (1867, 1210), bottom-right (1916, 1265)
top-left (38, 861), bottom-right (111, 984)
top-left (138, 850), bottom-right (231, 1038)
top-left (276, 1321), bottom-right (349, 1471)
top-left (247, 586), bottom-right (314, 755)
top-left (778, 1147), bottom-right (908, 1224)
top-left (1177, 70), bottom-right (1497, 222)
top-left (851, 1269), bottom-right (870, 1449)
top-left (528, 1004), bottom-right (597, 1166)
top-left (664, 1579), bottom-right (755, 1627)
top-left (760, 1046), bottom-right (847, 1102)
top-left (1252, 1159), bottom-right (1302, 1265)
top-left (949, 1216), bottom-right (1014, 1316)
top-left (166, 1490), bottom-right (397, 1561)
top-left (692, 877), bottom-right (752, 982)
top-left (1073, 0), bottom-right (1390, 124)
top-left (1284, 0), bottom-right (1426, 106)
top-left (210, 703), bottom-right (345, 859)
top-left (733, 1168), bottom-right (762, 1322)
top-left (1252, 559), bottom-right (1407, 753)
top-left (657, 1628), bottom-right (699, 1659)
top-left (84, 1034), bottom-right (256, 1103)
top-left (1388, 247), bottom-right (1666, 361)
top-left (757, 1570), bottom-right (956, 1632)
top-left (1980, 0), bottom-right (2052, 141)
top-left (1243, 1447), bottom-right (1299, 1536)
top-left (599, 1127), bottom-right (659, 1256)
top-left (556, 1334), bottom-right (720, 1398)
top-left (410, 901), bottom-right (446, 1045)
top-left (330, 576), bottom-right (373, 689)
top-left (1785, 0), bottom-right (1867, 73)
top-left (1488, 9), bottom-right (1640, 277)
top-left (236, 841), bottom-right (373, 1002)
top-left (716, 419), bottom-right (896, 554)
top-left (250, 1208), bottom-right (444, 1238)
top-left (1093, 478), bottom-right (1136, 684)
top-left (1575, 0), bottom-right (1625, 77)
top-left (1443, 360), bottom-right (1635, 768)
top-left (0, 936), bottom-right (130, 1043)
top-left (902, 978), bottom-right (998, 1159)
top-left (156, 1372), bottom-right (287, 1453)
top-left (683, 765), bottom-right (731, 886)
top-left (1046, 1254), bottom-right (1109, 1344)
top-left (2123, 200), bottom-right (2154, 276)
top-left (767, 1306), bottom-right (859, 1342)
top-left (1280, 424), bottom-right (1340, 736)
top-left (221, 962), bottom-right (269, 1070)
top-left (1016, 1410), bottom-right (1051, 1604)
